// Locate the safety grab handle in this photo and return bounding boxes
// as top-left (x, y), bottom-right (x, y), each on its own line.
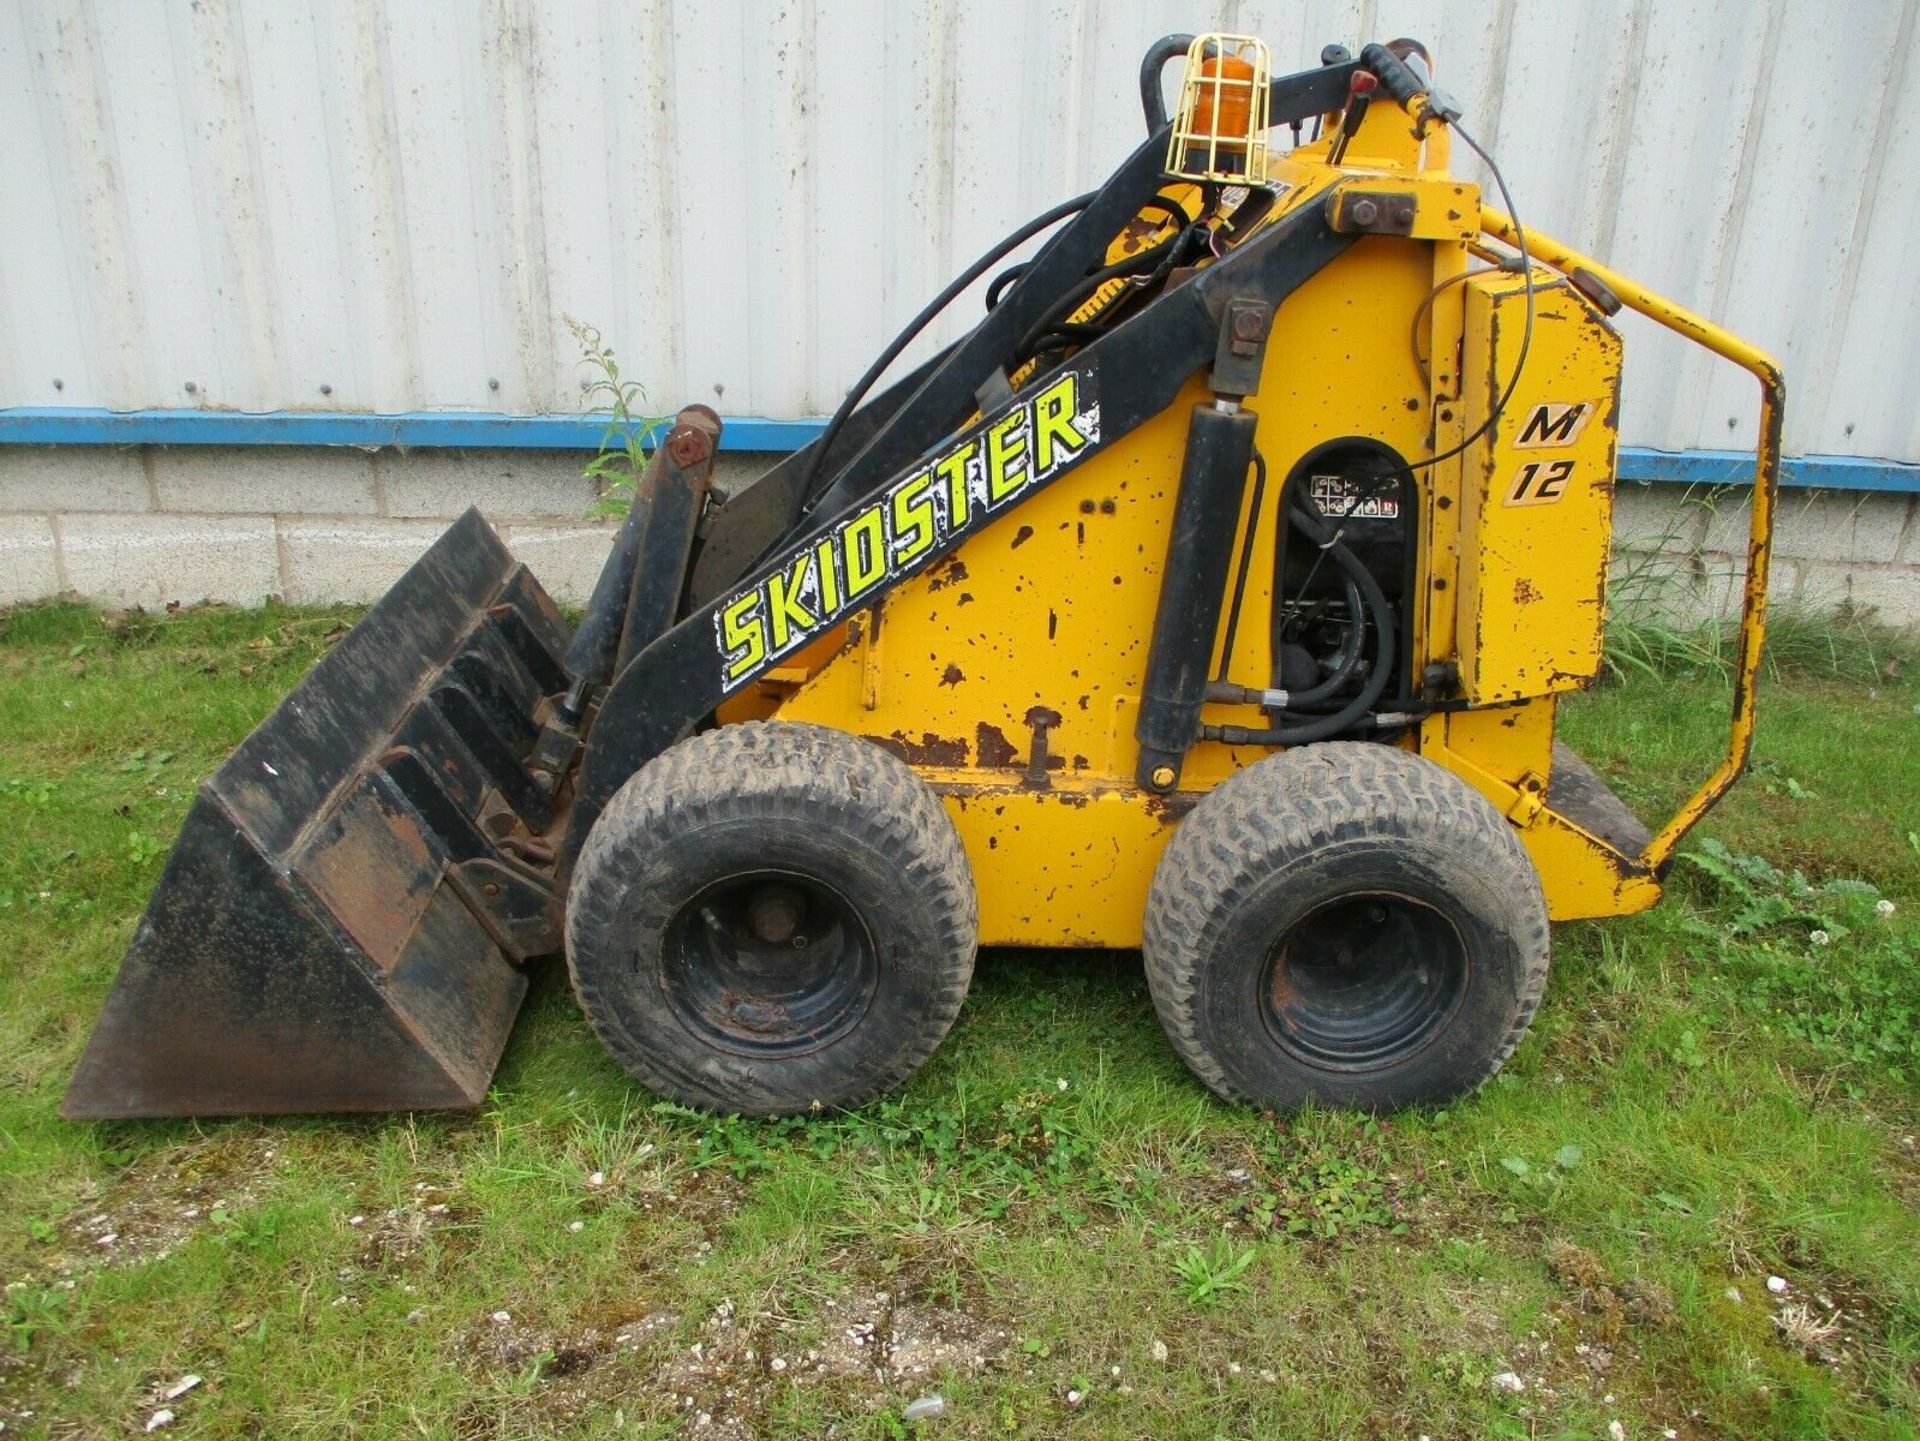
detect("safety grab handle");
top-left (1359, 42), bottom-right (1425, 108)
top-left (1139, 33), bottom-right (1197, 134)
top-left (1478, 206), bottom-right (1786, 874)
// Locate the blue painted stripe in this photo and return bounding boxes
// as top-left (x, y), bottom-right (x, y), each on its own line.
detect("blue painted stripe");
top-left (0, 407), bottom-right (824, 453)
top-left (1616, 446), bottom-right (1920, 496)
top-left (1, 407), bottom-right (1916, 495)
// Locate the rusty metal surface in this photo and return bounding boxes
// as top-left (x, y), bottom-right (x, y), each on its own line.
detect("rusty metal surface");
top-left (1545, 742), bottom-right (1650, 860)
top-left (64, 510), bottom-right (572, 1119)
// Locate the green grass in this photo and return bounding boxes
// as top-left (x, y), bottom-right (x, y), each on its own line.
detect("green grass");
top-left (2, 601), bottom-right (1919, 1439)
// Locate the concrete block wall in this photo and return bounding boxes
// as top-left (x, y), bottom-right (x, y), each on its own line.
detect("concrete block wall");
top-left (0, 446), bottom-right (770, 608)
top-left (1, 447), bottom-right (1916, 631)
top-left (1609, 483), bottom-right (1920, 629)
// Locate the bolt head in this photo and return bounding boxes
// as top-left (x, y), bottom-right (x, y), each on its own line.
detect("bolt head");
top-left (1150, 765), bottom-right (1176, 788)
top-left (667, 425), bottom-right (712, 466)
top-left (1349, 198), bottom-right (1380, 227)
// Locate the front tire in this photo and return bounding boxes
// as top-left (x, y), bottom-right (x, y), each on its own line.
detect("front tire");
top-left (1143, 742), bottom-right (1550, 1110)
top-left (566, 722), bottom-right (978, 1116)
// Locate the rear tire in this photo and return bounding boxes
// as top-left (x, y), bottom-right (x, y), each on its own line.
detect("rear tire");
top-left (1143, 742), bottom-right (1550, 1110)
top-left (566, 721), bottom-right (977, 1116)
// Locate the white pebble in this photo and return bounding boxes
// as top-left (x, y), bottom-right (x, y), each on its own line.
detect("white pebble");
top-left (406, 1309), bottom-right (426, 1323)
top-left (587, 1171), bottom-right (606, 1187)
top-left (1228, 1362), bottom-right (1241, 1374)
top-left (1725, 1287), bottom-right (1743, 1303)
top-left (1810, 929), bottom-right (1831, 947)
top-left (145, 1412), bottom-right (175, 1433)
top-left (1877, 899), bottom-right (1897, 919)
top-left (1490, 1371), bottom-right (1526, 1394)
top-left (1609, 1422), bottom-right (1627, 1441)
top-left (348, 1215), bottom-right (364, 1227)
top-left (1767, 1275), bottom-right (1789, 1295)
top-left (162, 1376), bottom-right (201, 1401)
top-left (1151, 1340), bottom-right (1169, 1363)
top-left (568, 1221), bottom-right (584, 1233)
top-left (491, 1311), bottom-right (512, 1324)
top-left (1066, 1389), bottom-right (1084, 1406)
top-left (771, 1357), bottom-right (787, 1372)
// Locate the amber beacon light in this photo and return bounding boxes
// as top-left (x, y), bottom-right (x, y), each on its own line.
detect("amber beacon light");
top-left (1166, 33), bottom-right (1271, 184)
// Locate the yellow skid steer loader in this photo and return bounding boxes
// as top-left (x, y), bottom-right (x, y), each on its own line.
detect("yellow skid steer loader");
top-left (64, 35), bottom-right (1783, 1120)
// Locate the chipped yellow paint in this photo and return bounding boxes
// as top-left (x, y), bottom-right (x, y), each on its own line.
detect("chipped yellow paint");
top-left (1477, 208), bottom-right (1785, 873)
top-left (1454, 275), bottom-right (1622, 704)
top-left (755, 131), bottom-right (1777, 946)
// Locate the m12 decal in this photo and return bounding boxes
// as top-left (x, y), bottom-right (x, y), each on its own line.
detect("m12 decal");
top-left (715, 368), bottom-right (1102, 690)
top-left (1505, 458), bottom-right (1576, 507)
top-left (1512, 401), bottom-right (1595, 449)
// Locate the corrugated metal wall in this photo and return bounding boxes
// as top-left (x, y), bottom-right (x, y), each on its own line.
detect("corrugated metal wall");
top-left (4, 0), bottom-right (1917, 461)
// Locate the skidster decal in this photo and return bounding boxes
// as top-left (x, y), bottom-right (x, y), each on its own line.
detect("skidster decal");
top-left (1511, 401), bottom-right (1596, 449)
top-left (1505, 458), bottom-right (1576, 507)
top-left (715, 368), bottom-right (1102, 690)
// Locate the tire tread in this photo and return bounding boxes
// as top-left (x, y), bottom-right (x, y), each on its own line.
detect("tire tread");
top-left (566, 721), bottom-right (977, 1115)
top-left (1143, 742), bottom-right (1551, 1107)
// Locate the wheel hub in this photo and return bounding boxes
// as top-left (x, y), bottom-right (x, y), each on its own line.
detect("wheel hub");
top-left (660, 870), bottom-right (879, 1057)
top-left (1258, 891), bottom-right (1470, 1072)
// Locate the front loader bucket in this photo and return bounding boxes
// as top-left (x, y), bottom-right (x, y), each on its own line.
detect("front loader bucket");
top-left (64, 509), bottom-right (571, 1119)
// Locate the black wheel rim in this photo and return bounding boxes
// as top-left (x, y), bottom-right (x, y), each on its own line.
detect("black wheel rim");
top-left (659, 869), bottom-right (879, 1058)
top-left (1258, 891), bottom-right (1469, 1072)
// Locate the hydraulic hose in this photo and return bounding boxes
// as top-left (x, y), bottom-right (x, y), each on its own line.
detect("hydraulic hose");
top-left (1282, 571), bottom-right (1366, 707)
top-left (1203, 487), bottom-right (1396, 747)
top-left (1015, 223), bottom-right (1190, 355)
top-left (800, 190), bottom-right (1095, 510)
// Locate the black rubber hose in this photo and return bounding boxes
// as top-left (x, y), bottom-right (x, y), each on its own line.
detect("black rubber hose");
top-left (984, 263), bottom-right (1029, 312)
top-left (984, 196), bottom-right (1192, 316)
top-left (800, 189), bottom-right (1095, 507)
top-left (1276, 483), bottom-right (1368, 706)
top-left (1223, 491), bottom-right (1396, 745)
top-left (1282, 571), bottom-right (1365, 706)
top-left (1014, 224), bottom-right (1187, 355)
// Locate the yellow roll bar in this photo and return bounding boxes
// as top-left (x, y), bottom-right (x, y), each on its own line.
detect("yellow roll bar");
top-left (1478, 207), bottom-right (1786, 874)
